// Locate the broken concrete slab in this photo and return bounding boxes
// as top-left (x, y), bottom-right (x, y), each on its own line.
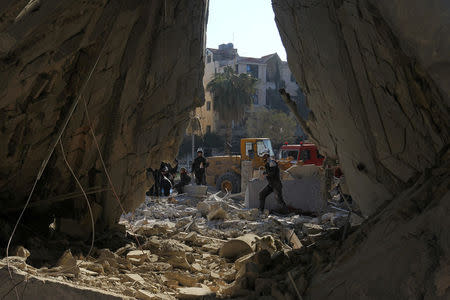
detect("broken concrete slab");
top-left (0, 266), bottom-right (126, 299)
top-left (176, 287), bottom-right (214, 299)
top-left (184, 185), bottom-right (208, 198)
top-left (282, 228), bottom-right (303, 250)
top-left (121, 273), bottom-right (145, 285)
top-left (164, 271), bottom-right (199, 287)
top-left (302, 223), bottom-right (324, 235)
top-left (78, 262), bottom-right (105, 275)
top-left (219, 234), bottom-right (258, 259)
top-left (126, 250), bottom-right (151, 263)
top-left (245, 179), bottom-right (326, 213)
top-left (167, 255), bottom-right (191, 270)
top-left (56, 249), bottom-right (79, 276)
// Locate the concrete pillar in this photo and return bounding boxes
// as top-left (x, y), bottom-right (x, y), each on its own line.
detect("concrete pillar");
top-left (240, 160), bottom-right (253, 193)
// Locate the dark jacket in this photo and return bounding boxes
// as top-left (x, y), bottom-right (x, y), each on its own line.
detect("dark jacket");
top-left (263, 159), bottom-right (281, 183)
top-left (192, 156), bottom-right (209, 173)
top-left (180, 173), bottom-right (191, 185)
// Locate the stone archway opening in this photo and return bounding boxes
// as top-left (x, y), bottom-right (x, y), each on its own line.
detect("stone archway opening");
top-left (0, 0), bottom-right (448, 299)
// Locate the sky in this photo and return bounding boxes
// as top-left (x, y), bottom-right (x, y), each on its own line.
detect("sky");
top-left (206, 0), bottom-right (287, 61)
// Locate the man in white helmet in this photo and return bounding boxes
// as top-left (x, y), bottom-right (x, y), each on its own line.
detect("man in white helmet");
top-left (259, 150), bottom-right (288, 213)
top-left (191, 148), bottom-right (209, 185)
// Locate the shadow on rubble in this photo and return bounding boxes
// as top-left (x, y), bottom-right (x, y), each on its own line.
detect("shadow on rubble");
top-left (0, 215), bottom-right (134, 269)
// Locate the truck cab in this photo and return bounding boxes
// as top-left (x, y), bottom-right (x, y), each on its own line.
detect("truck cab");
top-left (277, 142), bottom-right (325, 171)
top-left (241, 138), bottom-right (274, 169)
top-left (205, 138), bottom-right (274, 193)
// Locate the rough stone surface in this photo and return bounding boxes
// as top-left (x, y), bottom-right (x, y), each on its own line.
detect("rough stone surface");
top-left (273, 1), bottom-right (450, 299)
top-left (0, 0), bottom-right (208, 235)
top-left (274, 0), bottom-right (449, 216)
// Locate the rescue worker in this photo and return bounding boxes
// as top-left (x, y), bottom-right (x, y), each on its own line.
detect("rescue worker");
top-left (160, 164), bottom-right (172, 196)
top-left (259, 150), bottom-right (288, 213)
top-left (191, 148), bottom-right (209, 185)
top-left (146, 167), bottom-right (161, 196)
top-left (174, 167), bottom-right (191, 194)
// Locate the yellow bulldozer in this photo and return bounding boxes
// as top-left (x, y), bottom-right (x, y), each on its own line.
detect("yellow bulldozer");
top-left (205, 138), bottom-right (274, 193)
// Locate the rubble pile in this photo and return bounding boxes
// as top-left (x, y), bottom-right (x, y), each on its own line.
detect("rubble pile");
top-left (2, 192), bottom-right (360, 299)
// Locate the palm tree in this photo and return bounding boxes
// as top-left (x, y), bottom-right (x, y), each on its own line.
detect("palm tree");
top-left (206, 66), bottom-right (257, 154)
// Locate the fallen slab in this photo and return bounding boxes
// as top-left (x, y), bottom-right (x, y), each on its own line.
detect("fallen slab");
top-left (0, 266), bottom-right (126, 299)
top-left (219, 234), bottom-right (258, 260)
top-left (184, 185), bottom-right (208, 198)
top-left (245, 178), bottom-right (326, 213)
top-left (176, 287), bottom-right (214, 299)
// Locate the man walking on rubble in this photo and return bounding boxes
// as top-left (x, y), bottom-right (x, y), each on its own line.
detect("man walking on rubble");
top-left (259, 150), bottom-right (288, 214)
top-left (191, 148), bottom-right (209, 185)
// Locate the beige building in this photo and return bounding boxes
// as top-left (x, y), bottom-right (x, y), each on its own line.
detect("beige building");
top-left (197, 43), bottom-right (302, 134)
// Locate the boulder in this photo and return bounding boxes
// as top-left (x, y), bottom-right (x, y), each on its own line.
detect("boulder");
top-left (13, 246), bottom-right (30, 259)
top-left (207, 207), bottom-right (228, 221)
top-left (196, 202), bottom-right (210, 217)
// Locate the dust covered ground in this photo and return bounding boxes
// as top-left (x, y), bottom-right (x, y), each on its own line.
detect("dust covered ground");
top-left (1, 191), bottom-right (360, 299)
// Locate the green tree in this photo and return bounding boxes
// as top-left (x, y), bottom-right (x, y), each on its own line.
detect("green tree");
top-left (245, 108), bottom-right (298, 148)
top-left (206, 66), bottom-right (257, 154)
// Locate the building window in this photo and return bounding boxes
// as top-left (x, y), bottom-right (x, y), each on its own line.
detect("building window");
top-left (235, 64), bottom-right (239, 73)
top-left (280, 150), bottom-right (299, 160)
top-left (206, 125), bottom-right (211, 133)
top-left (246, 64), bottom-right (259, 78)
top-left (207, 55), bottom-right (212, 63)
top-left (300, 150), bottom-right (311, 161)
top-left (206, 101), bottom-right (211, 111)
top-left (290, 73), bottom-right (296, 82)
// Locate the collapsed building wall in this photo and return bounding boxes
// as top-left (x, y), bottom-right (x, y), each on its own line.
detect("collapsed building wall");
top-left (0, 0), bottom-right (208, 239)
top-left (273, 0), bottom-right (449, 298)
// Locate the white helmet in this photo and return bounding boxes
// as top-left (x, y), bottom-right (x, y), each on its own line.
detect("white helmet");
top-left (261, 149), bottom-right (270, 156)
top-left (197, 147), bottom-right (204, 153)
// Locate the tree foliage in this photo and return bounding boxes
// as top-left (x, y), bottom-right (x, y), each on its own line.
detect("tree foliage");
top-left (206, 66), bottom-right (257, 123)
top-left (245, 108), bottom-right (298, 148)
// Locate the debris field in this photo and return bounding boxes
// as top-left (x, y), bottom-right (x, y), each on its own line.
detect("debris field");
top-left (2, 191), bottom-right (360, 299)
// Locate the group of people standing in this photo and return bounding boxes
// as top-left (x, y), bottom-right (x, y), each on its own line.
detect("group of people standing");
top-left (146, 148), bottom-right (287, 215)
top-left (146, 160), bottom-right (179, 197)
top-left (146, 148), bottom-right (210, 197)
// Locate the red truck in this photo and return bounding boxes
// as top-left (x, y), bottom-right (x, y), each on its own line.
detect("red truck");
top-left (277, 142), bottom-right (325, 170)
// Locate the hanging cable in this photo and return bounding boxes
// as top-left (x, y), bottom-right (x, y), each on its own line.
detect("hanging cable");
top-left (5, 20), bottom-right (109, 292)
top-left (59, 139), bottom-right (95, 259)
